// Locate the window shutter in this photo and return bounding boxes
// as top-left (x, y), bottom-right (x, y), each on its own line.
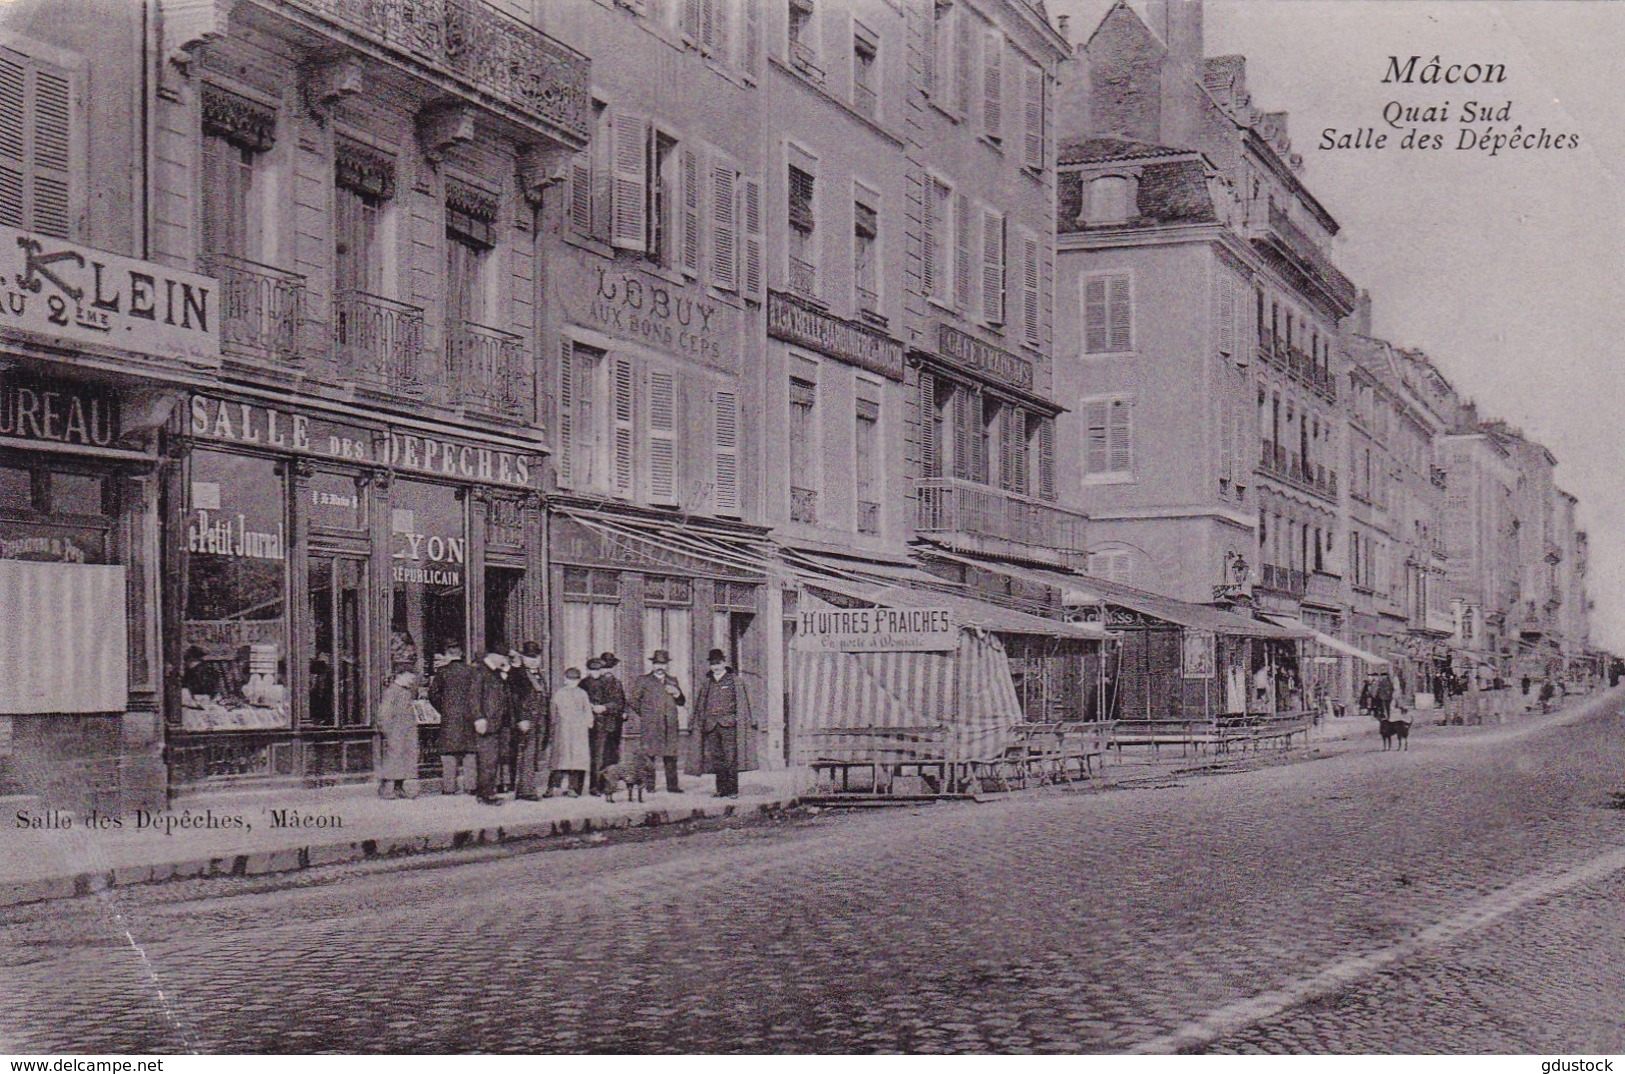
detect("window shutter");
top-left (1085, 400), bottom-right (1109, 474)
top-left (647, 369), bottom-right (678, 504)
top-left (954, 6), bottom-right (973, 114)
top-left (983, 31), bottom-right (1002, 138)
top-left (740, 175), bottom-right (764, 302)
top-left (1022, 62), bottom-right (1044, 170)
top-left (1038, 417), bottom-right (1056, 500)
top-left (1021, 233), bottom-right (1041, 346)
top-left (1040, 243), bottom-right (1053, 351)
top-left (1084, 277), bottom-right (1108, 354)
top-left (922, 3), bottom-right (938, 97)
top-left (681, 0), bottom-right (701, 39)
top-left (0, 51), bottom-right (24, 229)
top-left (568, 151), bottom-right (594, 235)
top-left (742, 0), bottom-right (762, 79)
top-left (714, 388), bottom-right (740, 515)
top-left (613, 357), bottom-right (636, 496)
top-left (557, 340), bottom-right (575, 488)
top-left (1108, 275), bottom-right (1132, 351)
top-left (700, 0), bottom-right (718, 51)
top-left (952, 385), bottom-right (975, 481)
top-left (0, 48), bottom-right (72, 238)
top-left (921, 180), bottom-right (939, 300)
top-left (919, 373), bottom-right (939, 478)
top-left (710, 154), bottom-right (737, 291)
top-left (998, 406), bottom-right (1016, 491)
top-left (610, 113), bottom-right (649, 251)
top-left (953, 192), bottom-right (972, 311)
top-left (1217, 274), bottom-right (1236, 358)
top-left (1109, 399), bottom-right (1133, 473)
top-left (680, 145), bottom-right (700, 277)
top-left (980, 208), bottom-right (1004, 326)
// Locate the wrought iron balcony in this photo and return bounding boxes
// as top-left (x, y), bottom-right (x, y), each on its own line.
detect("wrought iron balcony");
top-left (333, 289), bottom-right (430, 390)
top-left (1256, 441), bottom-right (1338, 503)
top-left (1259, 563), bottom-right (1307, 597)
top-left (266, 0), bottom-right (590, 148)
top-left (1252, 201), bottom-right (1359, 316)
top-left (857, 499), bottom-right (880, 535)
top-left (914, 477), bottom-right (1088, 561)
top-left (790, 486), bottom-right (818, 525)
top-left (203, 253), bottom-right (306, 366)
top-left (447, 319), bottom-right (530, 421)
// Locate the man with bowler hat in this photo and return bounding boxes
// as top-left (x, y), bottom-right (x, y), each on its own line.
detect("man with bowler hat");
top-left (627, 650), bottom-right (686, 793)
top-left (427, 644), bottom-right (478, 795)
top-left (582, 652), bottom-right (627, 794)
top-left (695, 648), bottom-right (754, 798)
top-left (473, 648), bottom-right (512, 805)
top-left (507, 641), bottom-right (549, 800)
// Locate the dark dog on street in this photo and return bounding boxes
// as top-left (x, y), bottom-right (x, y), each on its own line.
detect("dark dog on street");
top-left (599, 760), bottom-right (649, 803)
top-left (1378, 716), bottom-right (1411, 751)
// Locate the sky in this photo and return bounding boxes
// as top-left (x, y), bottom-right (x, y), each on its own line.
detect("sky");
top-left (1054, 0), bottom-right (1625, 651)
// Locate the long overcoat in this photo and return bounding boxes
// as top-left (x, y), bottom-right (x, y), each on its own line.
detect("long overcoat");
top-left (428, 661), bottom-right (481, 754)
top-left (548, 683), bottom-right (594, 771)
top-left (375, 682), bottom-right (420, 781)
top-left (694, 669), bottom-right (756, 775)
top-left (626, 671), bottom-right (686, 758)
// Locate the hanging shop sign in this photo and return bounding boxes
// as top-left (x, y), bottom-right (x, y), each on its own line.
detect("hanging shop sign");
top-left (795, 605), bottom-right (958, 653)
top-left (934, 323), bottom-right (1034, 392)
top-left (188, 395), bottom-right (537, 489)
top-left (0, 371), bottom-right (121, 448)
top-left (0, 225), bottom-right (220, 366)
top-left (768, 290), bottom-right (904, 381)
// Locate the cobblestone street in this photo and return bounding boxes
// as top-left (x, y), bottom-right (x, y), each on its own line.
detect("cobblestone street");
top-left (4, 697), bottom-right (1624, 1054)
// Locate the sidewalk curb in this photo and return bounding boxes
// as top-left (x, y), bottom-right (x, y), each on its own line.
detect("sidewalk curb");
top-left (0, 797), bottom-right (801, 910)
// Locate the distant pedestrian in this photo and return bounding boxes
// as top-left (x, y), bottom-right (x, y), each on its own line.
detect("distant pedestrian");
top-left (376, 669), bottom-right (420, 800)
top-left (474, 649), bottom-right (512, 805)
top-left (695, 649), bottom-right (754, 798)
top-left (1358, 676), bottom-right (1374, 718)
top-left (428, 644), bottom-right (479, 795)
top-left (1521, 674), bottom-right (1532, 697)
top-left (1372, 673), bottom-right (1394, 720)
top-left (508, 641), bottom-right (548, 801)
top-left (582, 652), bottom-right (627, 794)
top-left (1539, 679), bottom-right (1556, 714)
top-left (546, 667), bottom-right (593, 797)
top-left (627, 650), bottom-right (686, 794)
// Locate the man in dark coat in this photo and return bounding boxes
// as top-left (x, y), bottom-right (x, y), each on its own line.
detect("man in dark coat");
top-left (626, 649), bottom-right (686, 793)
top-left (1372, 672), bottom-right (1394, 720)
top-left (581, 652), bottom-right (627, 795)
top-left (694, 648), bottom-right (754, 798)
top-left (473, 648), bottom-right (512, 805)
top-left (507, 641), bottom-right (549, 801)
top-left (427, 644), bottom-right (479, 795)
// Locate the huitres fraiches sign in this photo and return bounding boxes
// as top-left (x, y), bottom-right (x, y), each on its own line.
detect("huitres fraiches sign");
top-left (0, 226), bottom-right (219, 367)
top-left (768, 290), bottom-right (904, 381)
top-left (795, 605), bottom-right (958, 653)
top-left (935, 323), bottom-right (1033, 392)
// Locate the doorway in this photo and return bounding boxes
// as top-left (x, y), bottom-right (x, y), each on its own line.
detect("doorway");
top-left (308, 553), bottom-right (368, 728)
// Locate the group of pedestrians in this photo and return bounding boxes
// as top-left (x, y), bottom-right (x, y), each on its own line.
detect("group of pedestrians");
top-left (373, 643), bottom-right (756, 805)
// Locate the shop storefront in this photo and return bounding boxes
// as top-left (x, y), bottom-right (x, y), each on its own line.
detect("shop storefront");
top-left (167, 392), bottom-right (543, 790)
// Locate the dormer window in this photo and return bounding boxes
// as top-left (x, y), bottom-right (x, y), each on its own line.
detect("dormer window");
top-left (1087, 175), bottom-right (1135, 225)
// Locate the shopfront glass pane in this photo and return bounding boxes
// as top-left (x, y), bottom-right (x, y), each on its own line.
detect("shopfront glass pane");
top-left (51, 472), bottom-right (103, 516)
top-left (390, 480), bottom-right (466, 676)
top-left (0, 467), bottom-right (30, 511)
top-left (309, 555), bottom-right (367, 728)
top-left (485, 566), bottom-right (524, 655)
top-left (182, 450), bottom-right (289, 731)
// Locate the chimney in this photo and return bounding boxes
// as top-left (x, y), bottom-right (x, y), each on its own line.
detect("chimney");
top-left (1353, 289), bottom-right (1373, 337)
top-left (1057, 13), bottom-right (1070, 41)
top-left (1148, 0), bottom-right (1203, 147)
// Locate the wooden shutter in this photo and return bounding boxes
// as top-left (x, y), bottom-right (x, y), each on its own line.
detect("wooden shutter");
top-left (558, 340), bottom-right (576, 488)
top-left (681, 0), bottom-right (701, 39)
top-left (1108, 399), bottom-right (1133, 473)
top-left (647, 369), bottom-right (678, 504)
top-left (922, 2), bottom-right (938, 97)
top-left (568, 151), bottom-right (593, 235)
top-left (680, 145), bottom-right (700, 276)
top-left (1022, 62), bottom-right (1044, 170)
top-left (953, 192), bottom-right (972, 311)
top-left (610, 113), bottom-right (649, 251)
top-left (1038, 417), bottom-right (1056, 500)
top-left (710, 154), bottom-right (737, 291)
top-left (922, 179), bottom-right (939, 300)
top-left (714, 388), bottom-right (740, 515)
top-left (0, 48), bottom-right (72, 238)
top-left (1084, 277), bottom-right (1108, 353)
top-left (0, 51), bottom-right (25, 229)
top-left (919, 372), bottom-right (939, 478)
top-left (983, 31), bottom-right (1002, 139)
top-left (1085, 400), bottom-right (1108, 474)
top-left (613, 357), bottom-right (636, 496)
top-left (981, 208), bottom-right (1004, 326)
top-left (954, 6), bottom-right (972, 114)
top-left (1108, 275), bottom-right (1132, 351)
top-left (742, 0), bottom-right (762, 79)
top-left (952, 386), bottom-right (975, 481)
top-left (998, 404), bottom-right (1017, 491)
top-left (1217, 273), bottom-right (1236, 358)
top-left (1021, 232), bottom-right (1041, 346)
top-left (740, 175), bottom-right (764, 302)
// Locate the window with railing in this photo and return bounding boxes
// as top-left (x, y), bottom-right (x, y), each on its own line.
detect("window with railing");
top-left (854, 197), bottom-right (879, 314)
top-left (789, 374), bottom-right (819, 524)
top-left (855, 392), bottom-right (880, 535)
top-left (788, 0), bottom-right (821, 80)
top-left (852, 23), bottom-right (878, 120)
top-left (788, 162), bottom-right (816, 298)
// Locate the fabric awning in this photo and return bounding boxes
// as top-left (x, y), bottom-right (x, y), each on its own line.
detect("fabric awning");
top-left (796, 575), bottom-right (1109, 641)
top-left (1261, 615), bottom-right (1390, 666)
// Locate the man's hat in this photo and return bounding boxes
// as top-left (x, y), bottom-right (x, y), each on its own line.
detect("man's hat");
top-left (520, 640), bottom-right (544, 658)
top-left (649, 649), bottom-right (671, 664)
top-left (706, 648), bottom-right (727, 664)
top-left (586, 657), bottom-right (605, 671)
top-left (598, 651), bottom-right (620, 668)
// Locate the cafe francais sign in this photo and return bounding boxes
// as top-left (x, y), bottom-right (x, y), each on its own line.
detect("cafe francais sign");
top-left (768, 290), bottom-right (903, 381)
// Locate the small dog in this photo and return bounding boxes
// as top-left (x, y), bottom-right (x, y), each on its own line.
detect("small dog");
top-left (1378, 717), bottom-right (1411, 751)
top-left (599, 760), bottom-right (650, 803)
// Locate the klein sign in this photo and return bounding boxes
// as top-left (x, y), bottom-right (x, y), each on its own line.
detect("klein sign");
top-left (796, 605), bottom-right (958, 653)
top-left (0, 226), bottom-right (219, 367)
top-left (768, 290), bottom-right (904, 381)
top-left (935, 323), bottom-right (1034, 392)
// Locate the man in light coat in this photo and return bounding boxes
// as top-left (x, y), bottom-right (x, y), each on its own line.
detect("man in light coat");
top-left (694, 648), bottom-right (754, 798)
top-left (626, 649), bottom-right (686, 794)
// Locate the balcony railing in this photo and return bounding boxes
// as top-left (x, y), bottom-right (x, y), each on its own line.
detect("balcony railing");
top-left (789, 255), bottom-right (818, 300)
top-left (790, 486), bottom-right (818, 525)
top-left (333, 289), bottom-right (430, 390)
top-left (447, 320), bottom-right (530, 421)
top-left (914, 477), bottom-right (1088, 559)
top-left (1257, 201), bottom-right (1359, 314)
top-left (203, 254), bottom-right (306, 366)
top-left (1255, 337), bottom-right (1337, 403)
top-left (857, 500), bottom-right (880, 535)
top-left (1306, 569), bottom-right (1342, 603)
top-left (1256, 440), bottom-right (1338, 502)
top-left (1259, 563), bottom-right (1307, 597)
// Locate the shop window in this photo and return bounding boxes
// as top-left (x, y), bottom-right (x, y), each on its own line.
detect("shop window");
top-left (389, 480), bottom-right (467, 677)
top-left (561, 567), bottom-right (620, 674)
top-left (0, 466), bottom-right (32, 512)
top-left (181, 451), bottom-right (289, 731)
top-left (645, 574), bottom-right (692, 606)
top-left (643, 576), bottom-right (693, 711)
top-left (50, 472), bottom-right (104, 516)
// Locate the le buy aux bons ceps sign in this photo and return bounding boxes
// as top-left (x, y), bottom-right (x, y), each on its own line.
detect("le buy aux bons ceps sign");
top-left (0, 226), bottom-right (220, 366)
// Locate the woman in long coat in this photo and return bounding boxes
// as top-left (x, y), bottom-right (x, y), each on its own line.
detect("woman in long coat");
top-left (547, 668), bottom-right (594, 797)
top-left (376, 670), bottom-right (420, 799)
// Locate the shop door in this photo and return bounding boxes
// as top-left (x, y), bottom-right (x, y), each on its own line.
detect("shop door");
top-left (485, 566), bottom-right (525, 655)
top-left (308, 554), bottom-right (368, 728)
